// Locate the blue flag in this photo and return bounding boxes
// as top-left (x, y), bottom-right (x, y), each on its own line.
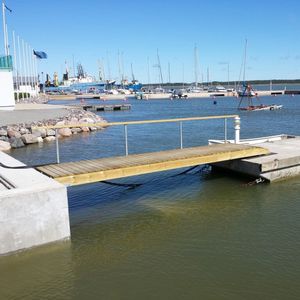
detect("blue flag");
top-left (5, 5), bottom-right (12, 13)
top-left (33, 50), bottom-right (47, 59)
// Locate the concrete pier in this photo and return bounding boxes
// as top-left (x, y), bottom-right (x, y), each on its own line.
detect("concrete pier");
top-left (0, 151), bottom-right (70, 255)
top-left (78, 104), bottom-right (131, 111)
top-left (210, 135), bottom-right (300, 182)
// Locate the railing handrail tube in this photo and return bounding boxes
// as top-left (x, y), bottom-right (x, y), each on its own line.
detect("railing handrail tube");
top-left (33, 114), bottom-right (239, 130)
top-left (33, 114), bottom-right (241, 163)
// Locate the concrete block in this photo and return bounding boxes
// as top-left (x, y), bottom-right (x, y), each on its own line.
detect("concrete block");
top-left (0, 152), bottom-right (70, 255)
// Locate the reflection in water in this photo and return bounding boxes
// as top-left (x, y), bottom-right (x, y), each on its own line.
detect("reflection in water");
top-left (1, 96), bottom-right (300, 299)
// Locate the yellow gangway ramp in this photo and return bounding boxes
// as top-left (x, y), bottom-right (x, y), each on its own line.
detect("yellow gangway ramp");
top-left (36, 144), bottom-right (268, 186)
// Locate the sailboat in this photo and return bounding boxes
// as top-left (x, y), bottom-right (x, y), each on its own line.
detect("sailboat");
top-left (237, 40), bottom-right (283, 111)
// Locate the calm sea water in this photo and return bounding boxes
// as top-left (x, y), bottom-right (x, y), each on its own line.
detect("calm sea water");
top-left (1, 95), bottom-right (300, 300)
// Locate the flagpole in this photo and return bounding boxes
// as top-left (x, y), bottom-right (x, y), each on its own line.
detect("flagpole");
top-left (5, 22), bottom-right (9, 55)
top-left (2, 1), bottom-right (7, 55)
top-left (26, 42), bottom-right (30, 98)
top-left (29, 46), bottom-right (34, 95)
top-left (22, 39), bottom-right (28, 99)
top-left (34, 52), bottom-right (38, 93)
top-left (12, 30), bottom-right (18, 91)
top-left (25, 42), bottom-right (29, 96)
top-left (17, 35), bottom-right (22, 92)
top-left (30, 46), bottom-right (35, 96)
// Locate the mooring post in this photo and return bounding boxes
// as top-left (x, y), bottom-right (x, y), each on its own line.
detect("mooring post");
top-left (55, 129), bottom-right (60, 163)
top-left (224, 118), bottom-right (227, 143)
top-left (124, 124), bottom-right (128, 156)
top-left (179, 121), bottom-right (183, 149)
top-left (234, 116), bottom-right (240, 144)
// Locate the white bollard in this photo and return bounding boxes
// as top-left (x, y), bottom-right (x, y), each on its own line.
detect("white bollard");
top-left (234, 116), bottom-right (240, 144)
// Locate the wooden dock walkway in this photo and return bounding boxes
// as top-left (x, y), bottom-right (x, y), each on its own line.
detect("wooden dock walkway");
top-left (36, 144), bottom-right (268, 186)
top-left (78, 104), bottom-right (131, 112)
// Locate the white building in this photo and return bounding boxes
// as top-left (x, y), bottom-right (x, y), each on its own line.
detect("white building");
top-left (0, 55), bottom-right (15, 110)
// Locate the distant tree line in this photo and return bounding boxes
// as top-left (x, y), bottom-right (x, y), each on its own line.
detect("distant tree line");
top-left (148, 79), bottom-right (300, 87)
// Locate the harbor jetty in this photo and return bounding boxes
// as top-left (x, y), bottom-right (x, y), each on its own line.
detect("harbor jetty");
top-left (0, 104), bottom-right (107, 151)
top-left (209, 134), bottom-right (300, 182)
top-left (77, 103), bottom-right (131, 112)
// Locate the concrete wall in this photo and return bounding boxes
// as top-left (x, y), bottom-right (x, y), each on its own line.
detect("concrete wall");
top-left (0, 152), bottom-right (70, 255)
top-left (0, 70), bottom-right (15, 110)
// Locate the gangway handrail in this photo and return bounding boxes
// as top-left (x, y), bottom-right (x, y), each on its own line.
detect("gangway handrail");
top-left (32, 115), bottom-right (241, 163)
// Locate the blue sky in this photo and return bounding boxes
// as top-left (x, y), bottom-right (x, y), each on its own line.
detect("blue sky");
top-left (2, 0), bottom-right (300, 83)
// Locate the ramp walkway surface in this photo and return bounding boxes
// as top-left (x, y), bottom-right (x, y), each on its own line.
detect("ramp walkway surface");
top-left (36, 143), bottom-right (268, 186)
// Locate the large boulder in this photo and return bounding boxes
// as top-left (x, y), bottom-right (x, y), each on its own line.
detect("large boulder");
top-left (0, 140), bottom-right (11, 151)
top-left (79, 117), bottom-right (95, 124)
top-left (58, 128), bottom-right (72, 137)
top-left (68, 117), bottom-right (79, 125)
top-left (55, 120), bottom-right (66, 126)
top-left (37, 137), bottom-right (44, 143)
top-left (71, 127), bottom-right (82, 134)
top-left (0, 128), bottom-right (7, 136)
top-left (7, 129), bottom-right (21, 138)
top-left (81, 126), bottom-right (90, 132)
top-left (46, 129), bottom-right (56, 136)
top-left (44, 136), bottom-right (56, 142)
top-left (21, 134), bottom-right (38, 144)
top-left (32, 128), bottom-right (47, 138)
top-left (9, 137), bottom-right (25, 148)
top-left (19, 127), bottom-right (30, 135)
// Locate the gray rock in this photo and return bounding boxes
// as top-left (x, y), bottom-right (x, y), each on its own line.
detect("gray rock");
top-left (46, 129), bottom-right (56, 136)
top-left (21, 134), bottom-right (38, 144)
top-left (44, 136), bottom-right (56, 142)
top-left (0, 140), bottom-right (11, 151)
top-left (79, 117), bottom-right (95, 124)
top-left (32, 128), bottom-right (47, 138)
top-left (9, 137), bottom-right (25, 148)
top-left (0, 136), bottom-right (9, 142)
top-left (58, 128), bottom-right (72, 137)
top-left (7, 129), bottom-right (21, 138)
top-left (55, 120), bottom-right (66, 127)
top-left (81, 126), bottom-right (90, 132)
top-left (71, 127), bottom-right (82, 134)
top-left (19, 127), bottom-right (30, 135)
top-left (0, 128), bottom-right (7, 136)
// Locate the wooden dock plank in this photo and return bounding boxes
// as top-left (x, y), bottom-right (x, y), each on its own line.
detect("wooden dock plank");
top-left (36, 144), bottom-right (269, 186)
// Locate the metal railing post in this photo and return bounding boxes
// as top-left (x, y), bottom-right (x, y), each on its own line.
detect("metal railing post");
top-left (224, 118), bottom-right (227, 143)
top-left (179, 121), bottom-right (183, 149)
top-left (55, 129), bottom-right (60, 163)
top-left (234, 116), bottom-right (240, 144)
top-left (124, 124), bottom-right (128, 155)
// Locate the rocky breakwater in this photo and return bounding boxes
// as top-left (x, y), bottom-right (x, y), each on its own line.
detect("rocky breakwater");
top-left (0, 109), bottom-right (108, 151)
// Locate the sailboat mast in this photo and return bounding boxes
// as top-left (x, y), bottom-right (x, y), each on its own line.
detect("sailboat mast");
top-left (182, 63), bottom-right (184, 89)
top-left (242, 39), bottom-right (248, 83)
top-left (107, 51), bottom-right (111, 80)
top-left (72, 54), bottom-right (75, 77)
top-left (118, 50), bottom-right (122, 84)
top-left (131, 63), bottom-right (135, 81)
top-left (194, 44), bottom-right (199, 87)
top-left (207, 67), bottom-right (209, 87)
top-left (147, 56), bottom-right (151, 89)
top-left (157, 49), bottom-right (163, 87)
